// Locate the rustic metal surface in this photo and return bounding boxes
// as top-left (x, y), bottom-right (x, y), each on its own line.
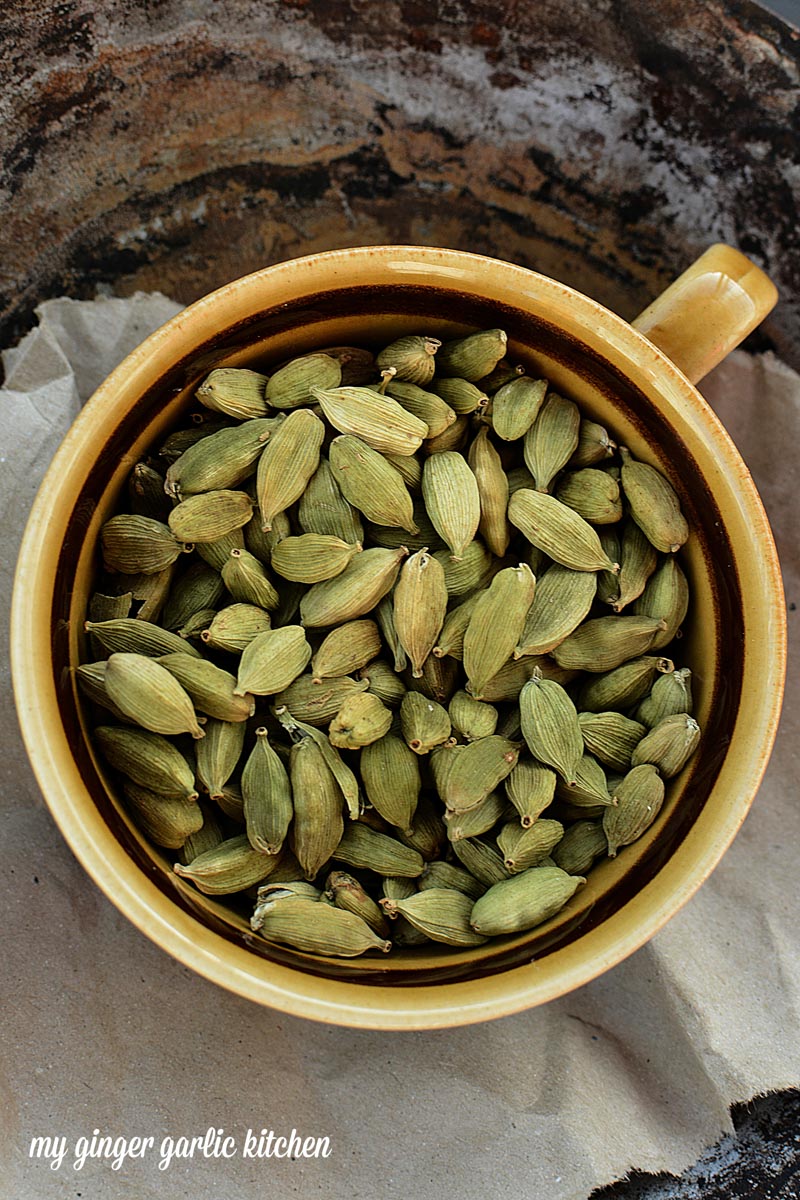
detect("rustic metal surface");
top-left (0, 0), bottom-right (798, 366)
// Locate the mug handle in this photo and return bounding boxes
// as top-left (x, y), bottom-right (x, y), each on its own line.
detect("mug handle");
top-left (631, 243), bottom-right (778, 385)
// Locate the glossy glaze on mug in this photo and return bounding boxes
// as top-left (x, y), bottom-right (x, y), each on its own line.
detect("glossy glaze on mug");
top-left (13, 248), bottom-right (785, 1025)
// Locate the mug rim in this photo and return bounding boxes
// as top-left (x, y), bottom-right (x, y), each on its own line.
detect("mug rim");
top-left (11, 244), bottom-right (787, 1028)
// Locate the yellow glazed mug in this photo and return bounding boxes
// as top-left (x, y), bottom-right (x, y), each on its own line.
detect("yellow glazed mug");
top-left (11, 244), bottom-right (785, 1029)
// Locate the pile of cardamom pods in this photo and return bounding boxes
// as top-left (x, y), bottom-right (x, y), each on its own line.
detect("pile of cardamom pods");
top-left (77, 329), bottom-right (701, 959)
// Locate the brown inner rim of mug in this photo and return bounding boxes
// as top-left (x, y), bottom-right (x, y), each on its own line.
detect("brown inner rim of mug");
top-left (51, 283), bottom-right (740, 987)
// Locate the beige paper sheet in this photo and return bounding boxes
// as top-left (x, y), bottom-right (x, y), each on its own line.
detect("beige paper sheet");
top-left (2, 296), bottom-right (798, 1200)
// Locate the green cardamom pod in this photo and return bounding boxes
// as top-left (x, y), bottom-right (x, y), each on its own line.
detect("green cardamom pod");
top-left (242, 727), bottom-right (294, 855)
top-left (256, 408), bottom-right (325, 530)
top-left (329, 434), bottom-right (418, 533)
top-left (620, 447), bottom-right (689, 553)
top-left (463, 564), bottom-right (536, 698)
top-left (271, 533), bottom-right (363, 583)
top-left (265, 353), bottom-right (342, 408)
top-left (630, 712), bottom-right (701, 777)
top-left (235, 625), bottom-right (311, 696)
top-left (603, 764), bottom-right (666, 857)
top-left (519, 674), bottom-right (583, 786)
top-left (289, 736), bottom-right (346, 879)
top-left (196, 368), bottom-right (269, 419)
top-left (470, 864), bottom-right (584, 935)
top-left (393, 548), bottom-right (448, 678)
top-left (508, 489), bottom-right (618, 572)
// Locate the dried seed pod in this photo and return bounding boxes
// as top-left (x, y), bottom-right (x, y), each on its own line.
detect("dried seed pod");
top-left (359, 659), bottom-right (407, 709)
top-left (101, 514), bottom-right (184, 575)
top-left (195, 718), bottom-right (247, 798)
top-left (161, 563), bottom-right (225, 632)
top-left (326, 871), bottom-right (392, 938)
top-left (491, 375), bottom-right (548, 441)
top-left (519, 674), bottom-right (583, 785)
top-left (270, 534), bottom-right (362, 584)
top-left (164, 418), bottom-right (277, 497)
top-left (632, 557), bottom-right (690, 649)
top-left (635, 667), bottom-right (693, 727)
top-left (158, 652), bottom-right (255, 722)
top-left (552, 615), bottom-right (666, 673)
top-left (256, 408), bottom-right (326, 530)
top-left (312, 384), bottom-right (427, 455)
top-left (328, 691), bottom-right (392, 750)
top-left (393, 548), bottom-right (448, 678)
top-left (423, 413), bottom-right (471, 455)
top-left (241, 727), bottom-right (293, 855)
top-left (360, 733), bottom-right (421, 835)
top-left (554, 753), bottom-right (614, 808)
top-left (432, 592), bottom-right (482, 660)
top-left (276, 673), bottom-right (370, 726)
top-left (450, 837), bottom-right (510, 887)
top-left (430, 376), bottom-right (488, 415)
top-left (448, 690), bottom-right (498, 742)
top-left (443, 789), bottom-right (506, 842)
top-left (603, 764), bottom-right (666, 856)
top-left (568, 418), bottom-right (616, 467)
top-left (552, 820), bottom-right (608, 875)
top-left (167, 489), bottom-right (253, 544)
top-left (288, 736), bottom-right (346, 880)
top-left (196, 368), bottom-right (269, 419)
top-left (75, 661), bottom-right (131, 721)
top-left (577, 655), bottom-right (674, 713)
top-left (235, 625), bottom-right (312, 696)
top-left (470, 865), bottom-right (584, 935)
top-left (221, 548), bottom-right (280, 610)
top-left (95, 725), bottom-right (198, 800)
top-left (422, 451), bottom-right (481, 561)
top-left (578, 711), bottom-right (648, 772)
top-left (329, 435), bottom-right (418, 532)
top-left (508, 489), bottom-right (618, 572)
top-left (619, 447), bottom-right (689, 553)
top-left (174, 835), bottom-right (287, 893)
top-left (300, 546), bottom-right (408, 628)
top-left (84, 617), bottom-right (203, 661)
top-left (436, 328), bottom-right (507, 381)
top-left (200, 603), bottom-right (272, 653)
top-left (253, 895), bottom-right (390, 956)
top-left (630, 713), bottom-right (701, 777)
top-left (311, 620), bottom-right (382, 682)
top-left (555, 468), bottom-right (623, 524)
top-left (177, 801), bottom-right (226, 864)
top-left (505, 760), bottom-right (557, 827)
top-left (497, 818), bottom-right (565, 873)
top-left (400, 691), bottom-right (452, 755)
top-left (333, 824), bottom-right (425, 878)
top-left (440, 736), bottom-right (520, 814)
top-left (277, 705), bottom-right (362, 820)
top-left (523, 394), bottom-right (581, 493)
top-left (122, 781), bottom-right (204, 849)
top-left (298, 456), bottom-right (364, 543)
top-left (463, 564), bottom-right (536, 698)
top-left (385, 889), bottom-right (488, 946)
top-left (612, 521), bottom-right (658, 611)
top-left (418, 862), bottom-right (485, 899)
top-left (376, 335), bottom-right (441, 385)
top-left (514, 564), bottom-right (596, 657)
top-left (195, 527), bottom-right (245, 572)
top-left (385, 380), bottom-right (455, 437)
top-left (468, 425), bottom-right (511, 556)
top-left (265, 353), bottom-right (342, 408)
top-left (433, 539), bottom-right (497, 595)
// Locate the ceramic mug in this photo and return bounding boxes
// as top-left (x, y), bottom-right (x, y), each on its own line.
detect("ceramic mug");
top-left (11, 244), bottom-right (785, 1029)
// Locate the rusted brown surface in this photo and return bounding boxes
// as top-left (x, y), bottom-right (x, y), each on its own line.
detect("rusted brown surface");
top-left (0, 0), bottom-right (798, 365)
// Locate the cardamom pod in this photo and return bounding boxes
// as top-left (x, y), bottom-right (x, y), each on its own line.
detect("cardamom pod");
top-left (470, 865), bottom-right (584, 935)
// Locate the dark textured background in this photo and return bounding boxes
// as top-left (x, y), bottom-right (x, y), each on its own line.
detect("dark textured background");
top-left (0, 0), bottom-right (798, 367)
top-left (2, 2), bottom-right (798, 1196)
